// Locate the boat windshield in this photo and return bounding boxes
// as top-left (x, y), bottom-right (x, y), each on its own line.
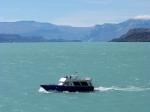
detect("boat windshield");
top-left (80, 82), bottom-right (88, 86)
top-left (73, 82), bottom-right (81, 86)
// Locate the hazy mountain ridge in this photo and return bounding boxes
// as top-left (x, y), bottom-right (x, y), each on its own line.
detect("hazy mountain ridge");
top-left (111, 28), bottom-right (150, 42)
top-left (89, 19), bottom-right (150, 41)
top-left (0, 34), bottom-right (48, 42)
top-left (0, 34), bottom-right (82, 42)
top-left (0, 19), bottom-right (150, 42)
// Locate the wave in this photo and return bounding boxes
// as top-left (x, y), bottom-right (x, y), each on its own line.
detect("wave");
top-left (94, 86), bottom-right (150, 92)
top-left (38, 87), bottom-right (71, 94)
top-left (38, 87), bottom-right (52, 93)
top-left (38, 86), bottom-right (150, 94)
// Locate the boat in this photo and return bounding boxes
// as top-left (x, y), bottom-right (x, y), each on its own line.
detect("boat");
top-left (40, 75), bottom-right (94, 92)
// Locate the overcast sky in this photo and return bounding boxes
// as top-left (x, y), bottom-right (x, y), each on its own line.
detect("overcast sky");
top-left (0, 0), bottom-right (150, 26)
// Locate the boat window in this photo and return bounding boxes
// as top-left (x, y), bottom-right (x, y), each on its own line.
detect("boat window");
top-left (80, 82), bottom-right (88, 86)
top-left (63, 82), bottom-right (69, 86)
top-left (88, 82), bottom-right (92, 86)
top-left (73, 82), bottom-right (81, 86)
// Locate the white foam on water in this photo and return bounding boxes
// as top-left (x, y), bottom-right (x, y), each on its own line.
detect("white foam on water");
top-left (63, 91), bottom-right (70, 93)
top-left (38, 87), bottom-right (52, 93)
top-left (38, 88), bottom-right (78, 94)
top-left (94, 86), bottom-right (150, 92)
top-left (38, 87), bottom-right (63, 94)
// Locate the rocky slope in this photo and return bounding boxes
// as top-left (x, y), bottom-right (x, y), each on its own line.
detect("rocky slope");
top-left (111, 28), bottom-right (150, 42)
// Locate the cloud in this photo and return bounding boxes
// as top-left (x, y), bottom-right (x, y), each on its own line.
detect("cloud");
top-left (51, 15), bottom-right (97, 27)
top-left (134, 15), bottom-right (150, 20)
top-left (51, 11), bottom-right (128, 27)
top-left (51, 11), bottom-right (109, 26)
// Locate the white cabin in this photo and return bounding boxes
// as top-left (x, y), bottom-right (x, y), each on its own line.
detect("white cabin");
top-left (58, 75), bottom-right (92, 87)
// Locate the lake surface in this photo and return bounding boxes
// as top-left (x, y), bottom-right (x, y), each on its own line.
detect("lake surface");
top-left (0, 42), bottom-right (150, 112)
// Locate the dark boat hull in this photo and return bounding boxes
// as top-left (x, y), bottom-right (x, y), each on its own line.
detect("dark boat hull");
top-left (40, 85), bottom-right (94, 92)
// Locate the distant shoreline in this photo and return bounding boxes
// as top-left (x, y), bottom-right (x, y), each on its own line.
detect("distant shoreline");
top-left (0, 41), bottom-right (150, 44)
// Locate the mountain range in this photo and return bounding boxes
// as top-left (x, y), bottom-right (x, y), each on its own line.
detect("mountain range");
top-left (111, 28), bottom-right (150, 42)
top-left (0, 18), bottom-right (150, 42)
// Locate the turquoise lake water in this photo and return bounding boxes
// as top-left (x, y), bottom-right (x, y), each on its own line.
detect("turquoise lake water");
top-left (0, 42), bottom-right (150, 112)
